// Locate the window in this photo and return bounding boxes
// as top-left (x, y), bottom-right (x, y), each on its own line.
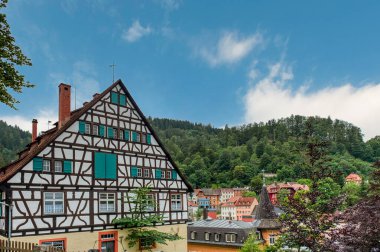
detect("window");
top-left (215, 233), bottom-right (220, 241)
top-left (40, 239), bottom-right (66, 249)
top-left (43, 160), bottom-right (50, 172)
top-left (190, 231), bottom-right (196, 240)
top-left (136, 133), bottom-right (141, 142)
top-left (113, 128), bottom-right (118, 139)
top-left (256, 231), bottom-right (261, 240)
top-left (141, 134), bottom-right (147, 144)
top-left (166, 171), bottom-right (172, 179)
top-left (94, 152), bottom-right (117, 179)
top-left (99, 193), bottom-right (115, 212)
top-left (225, 233), bottom-right (236, 243)
top-left (85, 123), bottom-right (91, 134)
top-left (119, 129), bottom-right (124, 140)
top-left (145, 194), bottom-right (155, 211)
top-left (161, 170), bottom-right (166, 179)
top-left (137, 167), bottom-right (142, 177)
top-left (269, 234), bottom-right (276, 245)
top-left (44, 192), bottom-right (64, 214)
top-left (171, 194), bottom-right (182, 211)
top-left (93, 124), bottom-right (99, 136)
top-left (54, 161), bottom-right (63, 172)
top-left (205, 232), bottom-right (210, 241)
top-left (144, 169), bottom-right (150, 178)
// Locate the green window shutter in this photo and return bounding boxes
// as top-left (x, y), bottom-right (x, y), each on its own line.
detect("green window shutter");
top-left (132, 132), bottom-right (138, 142)
top-left (33, 157), bottom-right (43, 172)
top-left (172, 170), bottom-right (177, 180)
top-left (79, 121), bottom-right (86, 134)
top-left (105, 153), bottom-right (117, 179)
top-left (119, 94), bottom-right (126, 106)
top-left (63, 161), bottom-right (72, 173)
top-left (94, 152), bottom-right (106, 179)
top-left (146, 134), bottom-right (152, 144)
top-left (111, 92), bottom-right (118, 104)
top-left (124, 130), bottom-right (130, 141)
top-left (131, 166), bottom-right (138, 177)
top-left (108, 127), bottom-right (114, 138)
top-left (155, 169), bottom-right (161, 179)
top-left (99, 125), bottom-right (105, 137)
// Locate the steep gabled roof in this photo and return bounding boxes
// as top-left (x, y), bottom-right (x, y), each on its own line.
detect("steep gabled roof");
top-left (253, 186), bottom-right (281, 229)
top-left (0, 80), bottom-right (193, 191)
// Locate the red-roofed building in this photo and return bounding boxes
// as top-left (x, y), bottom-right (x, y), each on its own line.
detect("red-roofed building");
top-left (345, 173), bottom-right (362, 185)
top-left (236, 197), bottom-right (258, 221)
top-left (267, 182), bottom-right (309, 205)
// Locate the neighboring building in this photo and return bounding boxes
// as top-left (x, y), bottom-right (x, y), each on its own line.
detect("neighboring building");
top-left (236, 197), bottom-right (258, 221)
top-left (220, 188), bottom-right (234, 203)
top-left (252, 186), bottom-right (281, 247)
top-left (0, 80), bottom-right (192, 252)
top-left (197, 189), bottom-right (221, 209)
top-left (345, 173), bottom-right (362, 185)
top-left (233, 187), bottom-right (248, 197)
top-left (267, 182), bottom-right (309, 205)
top-left (188, 219), bottom-right (255, 252)
top-left (198, 198), bottom-right (211, 209)
top-left (188, 201), bottom-right (199, 221)
top-left (221, 196), bottom-right (240, 220)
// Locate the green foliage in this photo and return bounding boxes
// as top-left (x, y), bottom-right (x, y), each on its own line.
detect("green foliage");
top-left (0, 0), bottom-right (33, 109)
top-left (342, 182), bottom-right (361, 208)
top-left (148, 116), bottom-right (376, 188)
top-left (314, 177), bottom-right (341, 212)
top-left (250, 175), bottom-right (263, 194)
top-left (112, 187), bottom-right (182, 251)
top-left (242, 191), bottom-right (257, 198)
top-left (240, 233), bottom-right (262, 252)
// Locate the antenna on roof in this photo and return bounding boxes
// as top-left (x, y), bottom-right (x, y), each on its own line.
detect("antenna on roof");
top-left (110, 61), bottom-right (116, 83)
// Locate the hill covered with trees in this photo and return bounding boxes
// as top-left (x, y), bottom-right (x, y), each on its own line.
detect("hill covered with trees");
top-left (0, 120), bottom-right (31, 167)
top-left (149, 115), bottom-right (380, 188)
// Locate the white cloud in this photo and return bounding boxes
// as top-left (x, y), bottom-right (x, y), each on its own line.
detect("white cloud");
top-left (0, 108), bottom-right (57, 135)
top-left (122, 21), bottom-right (152, 43)
top-left (195, 31), bottom-right (263, 67)
top-left (244, 62), bottom-right (380, 140)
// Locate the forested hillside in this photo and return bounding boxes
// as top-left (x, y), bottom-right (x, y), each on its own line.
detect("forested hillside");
top-left (149, 115), bottom-right (380, 188)
top-left (0, 120), bottom-right (31, 167)
top-left (1, 116), bottom-right (379, 189)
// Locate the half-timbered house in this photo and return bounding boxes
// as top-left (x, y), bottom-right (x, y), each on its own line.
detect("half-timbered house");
top-left (0, 80), bottom-right (192, 251)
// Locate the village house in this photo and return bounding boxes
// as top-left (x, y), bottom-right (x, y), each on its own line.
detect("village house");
top-left (0, 80), bottom-right (192, 251)
top-left (267, 182), bottom-right (309, 205)
top-left (221, 196), bottom-right (258, 221)
top-left (195, 189), bottom-right (220, 209)
top-left (345, 173), bottom-right (362, 185)
top-left (187, 218), bottom-right (255, 252)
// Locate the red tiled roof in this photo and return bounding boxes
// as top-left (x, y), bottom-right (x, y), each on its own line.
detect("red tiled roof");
top-left (345, 173), bottom-right (362, 181)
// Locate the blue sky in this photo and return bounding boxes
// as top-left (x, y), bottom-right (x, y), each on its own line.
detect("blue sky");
top-left (1, 0), bottom-right (380, 140)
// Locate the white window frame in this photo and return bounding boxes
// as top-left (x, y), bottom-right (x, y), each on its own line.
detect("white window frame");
top-left (191, 231), bottom-right (196, 240)
top-left (119, 129), bottom-right (124, 140)
top-left (54, 160), bottom-right (63, 172)
top-left (137, 167), bottom-right (142, 177)
top-left (43, 160), bottom-right (50, 172)
top-left (225, 233), bottom-right (236, 243)
top-left (93, 124), bottom-right (99, 136)
top-left (171, 194), bottom-right (182, 211)
top-left (85, 123), bottom-right (91, 134)
top-left (215, 233), bottom-right (220, 241)
top-left (145, 194), bottom-right (155, 211)
top-left (99, 193), bottom-right (116, 213)
top-left (166, 171), bottom-right (172, 179)
top-left (269, 234), bottom-right (276, 245)
top-left (161, 170), bottom-right (166, 179)
top-left (44, 192), bottom-right (64, 215)
top-left (113, 128), bottom-right (118, 139)
top-left (41, 240), bottom-right (65, 249)
top-left (144, 169), bottom-right (150, 178)
top-left (141, 134), bottom-right (147, 143)
top-left (205, 232), bottom-right (210, 241)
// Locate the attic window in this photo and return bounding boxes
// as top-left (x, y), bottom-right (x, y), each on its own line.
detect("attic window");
top-left (190, 231), bottom-right (196, 240)
top-left (215, 233), bottom-right (220, 242)
top-left (225, 233), bottom-right (236, 243)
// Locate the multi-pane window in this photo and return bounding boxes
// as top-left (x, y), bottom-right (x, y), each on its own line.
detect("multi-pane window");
top-left (137, 167), bottom-right (142, 177)
top-left (166, 171), bottom-right (172, 179)
top-left (171, 194), bottom-right (182, 211)
top-left (144, 169), bottom-right (150, 178)
top-left (205, 232), bottom-right (210, 241)
top-left (85, 123), bottom-right (91, 134)
top-left (161, 170), bottom-right (166, 179)
top-left (269, 234), bottom-right (276, 245)
top-left (40, 240), bottom-right (65, 249)
top-left (99, 193), bottom-right (115, 212)
top-left (113, 128), bottom-right (118, 139)
top-left (145, 194), bottom-right (155, 211)
top-left (225, 234), bottom-right (236, 243)
top-left (43, 160), bottom-right (50, 172)
top-left (141, 134), bottom-right (147, 144)
top-left (119, 129), bottom-right (124, 140)
top-left (190, 231), bottom-right (196, 240)
top-left (54, 161), bottom-right (63, 172)
top-left (136, 133), bottom-right (141, 142)
top-left (215, 233), bottom-right (220, 241)
top-left (44, 192), bottom-right (64, 214)
top-left (93, 124), bottom-right (99, 135)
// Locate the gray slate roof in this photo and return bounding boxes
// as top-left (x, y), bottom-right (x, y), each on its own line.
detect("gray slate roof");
top-left (190, 219), bottom-right (254, 229)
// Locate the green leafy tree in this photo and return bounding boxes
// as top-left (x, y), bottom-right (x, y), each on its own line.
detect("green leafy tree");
top-left (242, 191), bottom-right (257, 198)
top-left (113, 187), bottom-right (182, 251)
top-left (240, 233), bottom-right (262, 252)
top-left (0, 0), bottom-right (33, 109)
top-left (250, 175), bottom-right (263, 195)
top-left (342, 182), bottom-right (361, 208)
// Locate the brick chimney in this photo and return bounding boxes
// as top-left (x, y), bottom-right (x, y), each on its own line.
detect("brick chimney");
top-left (58, 83), bottom-right (71, 128)
top-left (32, 119), bottom-right (38, 142)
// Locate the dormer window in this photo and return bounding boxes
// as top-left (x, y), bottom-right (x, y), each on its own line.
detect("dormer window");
top-left (225, 233), bottom-right (236, 243)
top-left (190, 231), bottom-right (196, 240)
